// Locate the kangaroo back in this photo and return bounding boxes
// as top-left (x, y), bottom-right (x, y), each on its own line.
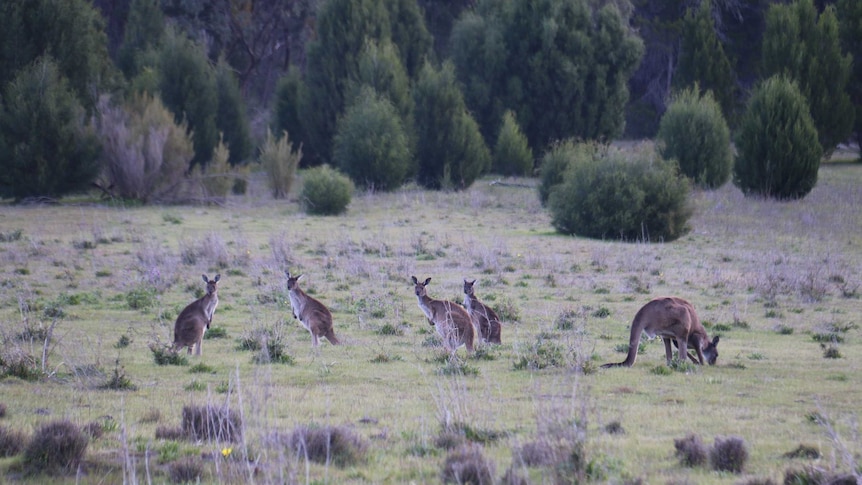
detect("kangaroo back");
top-left (173, 274), bottom-right (220, 356)
top-left (286, 271), bottom-right (339, 347)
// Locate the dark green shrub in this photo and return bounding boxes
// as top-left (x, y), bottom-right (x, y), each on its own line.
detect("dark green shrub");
top-left (548, 145), bottom-right (692, 242)
top-left (710, 436), bottom-right (748, 473)
top-left (285, 424), bottom-right (368, 467)
top-left (538, 140), bottom-right (598, 207)
top-left (441, 443), bottom-right (495, 485)
top-left (300, 165), bottom-right (354, 215)
top-left (657, 87), bottom-right (732, 189)
top-left (333, 86), bottom-right (411, 191)
top-left (733, 76), bottom-right (822, 200)
top-left (493, 111), bottom-right (533, 176)
top-left (22, 420), bottom-right (89, 475)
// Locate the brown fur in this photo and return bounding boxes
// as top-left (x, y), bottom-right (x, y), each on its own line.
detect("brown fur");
top-left (173, 274), bottom-right (220, 355)
top-left (286, 271), bottom-right (339, 347)
top-left (412, 276), bottom-right (475, 352)
top-left (463, 279), bottom-right (502, 344)
top-left (601, 297), bottom-right (719, 368)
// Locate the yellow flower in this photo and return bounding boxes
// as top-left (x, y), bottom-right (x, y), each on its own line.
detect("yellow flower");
top-left (221, 447), bottom-right (232, 458)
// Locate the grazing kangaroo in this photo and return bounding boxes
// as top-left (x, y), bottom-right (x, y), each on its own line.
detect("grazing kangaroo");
top-left (412, 276), bottom-right (475, 352)
top-left (286, 271), bottom-right (339, 347)
top-left (173, 274), bottom-right (220, 355)
top-left (601, 297), bottom-right (719, 368)
top-left (463, 279), bottom-right (502, 344)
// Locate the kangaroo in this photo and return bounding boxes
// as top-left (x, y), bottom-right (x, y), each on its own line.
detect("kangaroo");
top-left (412, 276), bottom-right (475, 352)
top-left (463, 279), bottom-right (502, 344)
top-left (601, 297), bottom-right (719, 368)
top-left (286, 271), bottom-right (339, 347)
top-left (173, 274), bottom-right (220, 356)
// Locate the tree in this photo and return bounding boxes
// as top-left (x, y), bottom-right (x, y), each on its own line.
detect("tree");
top-left (413, 62), bottom-right (490, 190)
top-left (450, 0), bottom-right (643, 154)
top-left (117, 0), bottom-right (165, 79)
top-left (384, 0), bottom-right (434, 79)
top-left (657, 87), bottom-right (732, 189)
top-left (0, 58), bottom-right (101, 200)
top-left (762, 0), bottom-right (853, 156)
top-left (215, 60), bottom-right (252, 165)
top-left (273, 67), bottom-right (306, 154)
top-left (674, 0), bottom-right (735, 123)
top-left (733, 76), bottom-right (822, 200)
top-left (0, 0), bottom-right (115, 110)
top-left (157, 28), bottom-right (219, 168)
top-left (493, 111), bottom-right (533, 177)
top-left (352, 39), bottom-right (414, 130)
top-left (837, 0), bottom-right (862, 149)
top-left (333, 87), bottom-right (412, 191)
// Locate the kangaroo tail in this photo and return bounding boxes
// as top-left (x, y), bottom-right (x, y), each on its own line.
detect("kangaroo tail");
top-left (325, 329), bottom-right (340, 345)
top-left (601, 315), bottom-right (644, 368)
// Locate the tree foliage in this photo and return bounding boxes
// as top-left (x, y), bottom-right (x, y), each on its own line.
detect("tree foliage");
top-left (674, 0), bottom-right (735, 123)
top-left (493, 111), bottom-right (533, 177)
top-left (657, 87), bottom-right (732, 189)
top-left (117, 0), bottom-right (165, 79)
top-left (413, 62), bottom-right (490, 190)
top-left (273, 67), bottom-right (306, 154)
top-left (0, 57), bottom-right (101, 201)
top-left (353, 39), bottom-right (414, 130)
top-left (215, 60), bottom-right (252, 165)
top-left (450, 0), bottom-right (643, 154)
top-left (0, 0), bottom-right (115, 110)
top-left (733, 76), bottom-right (822, 200)
top-left (548, 143), bottom-right (692, 242)
top-left (333, 87), bottom-right (412, 191)
top-left (385, 0), bottom-right (434, 78)
top-left (837, 0), bottom-right (862, 148)
top-left (762, 0), bottom-right (853, 155)
top-left (260, 129), bottom-right (302, 199)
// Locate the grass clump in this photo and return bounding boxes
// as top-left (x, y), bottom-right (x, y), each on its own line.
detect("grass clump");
top-left (285, 424), bottom-right (368, 467)
top-left (0, 426), bottom-right (27, 457)
top-left (709, 435), bottom-right (748, 473)
top-left (513, 335), bottom-right (570, 371)
top-left (181, 405), bottom-right (243, 443)
top-left (155, 426), bottom-right (184, 441)
top-left (100, 360), bottom-right (137, 391)
top-left (168, 456), bottom-right (203, 484)
top-left (149, 344), bottom-right (189, 366)
top-left (22, 420), bottom-right (89, 475)
top-left (188, 362), bottom-right (216, 374)
top-left (441, 443), bottom-right (495, 485)
top-left (674, 433), bottom-right (707, 467)
top-left (203, 326), bottom-right (228, 339)
top-left (783, 444), bottom-right (820, 459)
top-left (0, 348), bottom-right (42, 381)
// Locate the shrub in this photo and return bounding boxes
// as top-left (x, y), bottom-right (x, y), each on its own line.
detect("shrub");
top-left (493, 111), bottom-right (533, 176)
top-left (548, 144), bottom-right (692, 242)
top-left (538, 140), bottom-right (592, 207)
top-left (657, 87), bottom-right (732, 189)
top-left (149, 344), bottom-right (188, 366)
top-left (300, 165), bottom-right (354, 215)
top-left (285, 424), bottom-right (368, 467)
top-left (192, 136), bottom-right (233, 199)
top-left (22, 420), bottom-right (89, 475)
top-left (513, 440), bottom-right (557, 467)
top-left (95, 93), bottom-right (193, 203)
top-left (260, 129), bottom-right (301, 199)
top-left (441, 443), bottom-right (495, 485)
top-left (181, 405), bottom-right (243, 443)
top-left (333, 86), bottom-right (411, 191)
top-left (0, 426), bottom-right (27, 457)
top-left (674, 433), bottom-right (707, 467)
top-left (168, 457), bottom-right (203, 484)
top-left (0, 57), bottom-right (101, 201)
top-left (733, 76), bottom-right (822, 200)
top-left (710, 435), bottom-right (748, 473)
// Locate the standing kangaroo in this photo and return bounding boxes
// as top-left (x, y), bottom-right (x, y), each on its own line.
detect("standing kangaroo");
top-left (286, 271), bottom-right (339, 347)
top-left (463, 279), bottom-right (502, 344)
top-left (173, 274), bottom-right (220, 355)
top-left (412, 276), bottom-right (475, 352)
top-left (601, 297), bottom-right (719, 368)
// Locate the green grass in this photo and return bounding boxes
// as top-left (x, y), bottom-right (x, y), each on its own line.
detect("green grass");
top-left (0, 166), bottom-right (860, 484)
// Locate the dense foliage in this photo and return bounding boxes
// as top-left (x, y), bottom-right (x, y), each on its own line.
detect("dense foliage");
top-left (300, 165), bottom-right (354, 216)
top-left (657, 87), bottom-right (732, 189)
top-left (733, 76), bottom-right (822, 200)
top-left (260, 130), bottom-right (302, 199)
top-left (333, 87), bottom-right (412, 191)
top-left (538, 140), bottom-right (598, 208)
top-left (493, 111), bottom-right (533, 177)
top-left (548, 143), bottom-right (692, 242)
top-left (0, 58), bottom-right (101, 201)
top-left (837, 0), bottom-right (862, 149)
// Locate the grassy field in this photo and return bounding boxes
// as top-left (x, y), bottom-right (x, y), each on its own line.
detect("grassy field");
top-left (0, 161), bottom-right (860, 484)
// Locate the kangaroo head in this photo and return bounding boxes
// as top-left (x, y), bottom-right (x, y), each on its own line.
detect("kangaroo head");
top-left (703, 335), bottom-right (720, 365)
top-left (202, 274), bottom-right (220, 296)
top-left (285, 271), bottom-right (305, 291)
top-left (463, 279), bottom-right (476, 296)
top-left (411, 276), bottom-right (432, 297)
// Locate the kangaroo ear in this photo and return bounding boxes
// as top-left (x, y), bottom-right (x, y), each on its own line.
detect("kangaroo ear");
top-left (424, 277), bottom-right (432, 286)
top-left (214, 274), bottom-right (220, 282)
top-left (411, 276), bottom-right (418, 284)
top-left (285, 270), bottom-right (291, 278)
top-left (202, 275), bottom-right (208, 283)
top-left (297, 274), bottom-right (305, 281)
top-left (713, 336), bottom-right (720, 345)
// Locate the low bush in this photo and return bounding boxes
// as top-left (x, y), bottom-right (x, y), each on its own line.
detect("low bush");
top-left (441, 443), bottom-right (495, 485)
top-left (709, 435), bottom-right (748, 473)
top-left (548, 144), bottom-right (692, 242)
top-left (674, 433), bottom-right (707, 467)
top-left (538, 140), bottom-right (600, 207)
top-left (149, 344), bottom-right (189, 366)
top-left (0, 425), bottom-right (27, 457)
top-left (285, 424), bottom-right (368, 467)
top-left (22, 420), bottom-right (89, 475)
top-left (181, 405), bottom-right (243, 443)
top-left (168, 457), bottom-right (203, 483)
top-left (260, 129), bottom-right (301, 199)
top-left (300, 165), bottom-right (354, 216)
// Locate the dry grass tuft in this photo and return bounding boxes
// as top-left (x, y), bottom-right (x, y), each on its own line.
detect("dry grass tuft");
top-left (441, 443), bottom-right (495, 485)
top-left (285, 424), bottom-right (368, 467)
top-left (0, 425), bottom-right (27, 457)
top-left (155, 426), bottom-right (185, 441)
top-left (674, 433), bottom-right (707, 467)
top-left (168, 456), bottom-right (204, 483)
top-left (181, 405), bottom-right (243, 443)
top-left (22, 420), bottom-right (88, 475)
top-left (709, 435), bottom-right (748, 473)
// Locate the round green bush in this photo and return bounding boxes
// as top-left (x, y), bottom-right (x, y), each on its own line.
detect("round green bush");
top-left (548, 145), bottom-right (692, 242)
top-left (493, 110), bottom-right (533, 176)
top-left (538, 141), bottom-right (603, 207)
top-left (333, 86), bottom-right (411, 191)
top-left (733, 76), bottom-right (822, 200)
top-left (300, 165), bottom-right (354, 216)
top-left (657, 87), bottom-right (732, 189)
